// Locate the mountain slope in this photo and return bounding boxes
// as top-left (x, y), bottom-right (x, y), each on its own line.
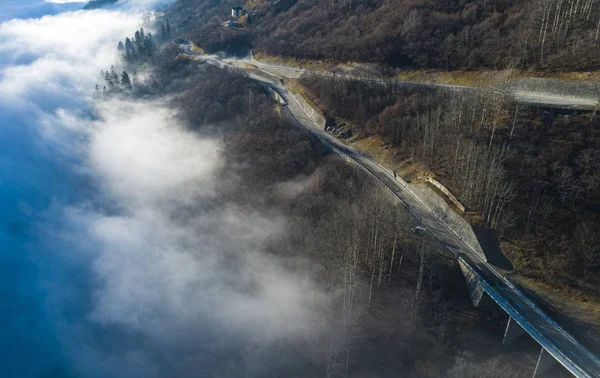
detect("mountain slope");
top-left (174, 0), bottom-right (600, 71)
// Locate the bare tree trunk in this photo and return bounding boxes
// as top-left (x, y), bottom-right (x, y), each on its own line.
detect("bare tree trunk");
top-left (368, 264), bottom-right (375, 309)
top-left (540, 6), bottom-right (550, 64)
top-left (388, 232), bottom-right (398, 285)
top-left (377, 239), bottom-right (385, 288)
top-left (412, 243), bottom-right (427, 311)
top-left (509, 105), bottom-right (519, 148)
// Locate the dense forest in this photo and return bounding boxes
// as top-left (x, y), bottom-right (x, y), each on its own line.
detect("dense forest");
top-left (103, 36), bottom-right (534, 376)
top-left (168, 0), bottom-right (600, 71)
top-left (95, 23), bottom-right (174, 97)
top-left (158, 0), bottom-right (600, 316)
top-left (299, 74), bottom-right (600, 300)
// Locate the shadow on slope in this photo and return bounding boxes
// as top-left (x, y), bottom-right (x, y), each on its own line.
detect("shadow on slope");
top-left (472, 225), bottom-right (513, 271)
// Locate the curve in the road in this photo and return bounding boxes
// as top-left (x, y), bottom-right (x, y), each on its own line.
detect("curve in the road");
top-left (182, 44), bottom-right (600, 377)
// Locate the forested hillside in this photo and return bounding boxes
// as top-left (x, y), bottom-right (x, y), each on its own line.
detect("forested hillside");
top-left (161, 0), bottom-right (600, 340)
top-left (170, 0), bottom-right (600, 71)
top-left (298, 74), bottom-right (600, 304)
top-left (113, 43), bottom-right (529, 377)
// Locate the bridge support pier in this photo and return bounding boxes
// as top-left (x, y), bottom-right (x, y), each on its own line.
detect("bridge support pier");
top-left (532, 348), bottom-right (557, 378)
top-left (503, 317), bottom-right (526, 345)
top-left (459, 261), bottom-right (494, 309)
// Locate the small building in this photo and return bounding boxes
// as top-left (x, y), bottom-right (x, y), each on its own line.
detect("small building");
top-left (231, 7), bottom-right (244, 18)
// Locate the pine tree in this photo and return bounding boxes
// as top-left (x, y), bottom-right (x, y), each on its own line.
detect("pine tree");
top-left (134, 30), bottom-right (143, 53)
top-left (124, 37), bottom-right (134, 51)
top-left (161, 24), bottom-right (167, 41)
top-left (166, 18), bottom-right (171, 37)
top-left (110, 65), bottom-right (119, 83)
top-left (124, 37), bottom-right (138, 62)
top-left (143, 33), bottom-right (154, 58)
top-left (117, 41), bottom-right (124, 51)
top-left (121, 71), bottom-right (131, 88)
top-left (107, 78), bottom-right (115, 92)
top-left (131, 69), bottom-right (138, 87)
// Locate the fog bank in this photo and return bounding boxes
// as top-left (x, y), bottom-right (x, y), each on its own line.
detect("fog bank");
top-left (0, 5), bottom-right (324, 377)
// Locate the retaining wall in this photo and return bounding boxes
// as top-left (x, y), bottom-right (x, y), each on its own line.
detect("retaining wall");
top-left (417, 176), bottom-right (465, 213)
top-left (288, 91), bottom-right (326, 129)
top-left (406, 182), bottom-right (487, 262)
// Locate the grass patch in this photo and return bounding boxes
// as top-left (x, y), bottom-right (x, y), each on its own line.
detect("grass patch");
top-left (284, 79), bottom-right (326, 118)
top-left (190, 42), bottom-right (205, 54)
top-left (348, 136), bottom-right (435, 181)
top-left (176, 53), bottom-right (198, 61)
top-left (253, 51), bottom-right (336, 72)
top-left (395, 69), bottom-right (515, 88)
top-left (395, 69), bottom-right (600, 88)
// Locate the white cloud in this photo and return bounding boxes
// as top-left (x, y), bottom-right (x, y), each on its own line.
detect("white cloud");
top-left (0, 5), bottom-right (325, 377)
top-left (0, 10), bottom-right (139, 61)
top-left (75, 97), bottom-right (323, 347)
top-left (44, 0), bottom-right (88, 3)
top-left (0, 10), bottom-right (140, 108)
top-left (88, 99), bottom-right (221, 206)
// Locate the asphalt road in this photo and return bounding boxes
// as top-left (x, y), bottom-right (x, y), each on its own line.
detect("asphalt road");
top-left (180, 43), bottom-right (600, 377)
top-left (182, 42), bottom-right (599, 110)
top-left (242, 56), bottom-right (599, 110)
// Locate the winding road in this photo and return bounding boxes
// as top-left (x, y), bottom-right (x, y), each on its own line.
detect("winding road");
top-left (181, 42), bottom-right (600, 377)
top-left (239, 53), bottom-right (599, 110)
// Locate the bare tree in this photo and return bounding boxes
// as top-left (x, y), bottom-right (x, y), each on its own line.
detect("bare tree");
top-left (447, 354), bottom-right (521, 378)
top-left (574, 220), bottom-right (600, 276)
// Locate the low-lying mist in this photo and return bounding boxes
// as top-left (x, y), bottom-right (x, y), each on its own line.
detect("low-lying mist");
top-left (65, 98), bottom-right (328, 377)
top-left (0, 6), bottom-right (327, 378)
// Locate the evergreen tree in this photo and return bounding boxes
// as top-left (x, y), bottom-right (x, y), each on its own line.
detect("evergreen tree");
top-left (166, 18), bottom-right (171, 37)
top-left (134, 30), bottom-right (143, 53)
top-left (143, 33), bottom-right (154, 58)
top-left (107, 78), bottom-right (115, 92)
top-left (121, 71), bottom-right (131, 88)
top-left (131, 69), bottom-right (138, 87)
top-left (124, 37), bottom-right (134, 51)
top-left (124, 37), bottom-right (137, 62)
top-left (110, 65), bottom-right (119, 83)
top-left (117, 41), bottom-right (124, 51)
top-left (161, 24), bottom-right (167, 41)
